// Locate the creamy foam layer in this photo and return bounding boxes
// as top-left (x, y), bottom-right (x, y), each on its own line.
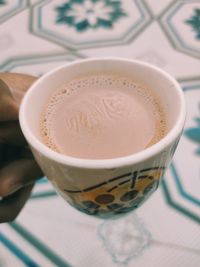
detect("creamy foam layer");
top-left (40, 75), bottom-right (166, 159)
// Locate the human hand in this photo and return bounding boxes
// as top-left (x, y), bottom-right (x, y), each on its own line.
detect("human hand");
top-left (0, 73), bottom-right (43, 223)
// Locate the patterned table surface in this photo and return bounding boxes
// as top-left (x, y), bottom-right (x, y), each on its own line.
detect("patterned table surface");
top-left (0, 1), bottom-right (200, 267)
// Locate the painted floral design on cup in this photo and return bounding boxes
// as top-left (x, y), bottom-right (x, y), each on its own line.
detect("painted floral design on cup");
top-left (55, 0), bottom-right (127, 32)
top-left (63, 166), bottom-right (165, 218)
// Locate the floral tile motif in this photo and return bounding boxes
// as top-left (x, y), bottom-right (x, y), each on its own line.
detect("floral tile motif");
top-left (0, 0), bottom-right (28, 23)
top-left (161, 79), bottom-right (200, 224)
top-left (31, 0), bottom-right (151, 49)
top-left (185, 8), bottom-right (200, 39)
top-left (55, 0), bottom-right (127, 32)
top-left (185, 104), bottom-right (200, 156)
top-left (0, 0), bottom-right (6, 5)
top-left (159, 1), bottom-right (200, 59)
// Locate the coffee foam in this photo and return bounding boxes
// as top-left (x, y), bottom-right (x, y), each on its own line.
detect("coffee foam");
top-left (40, 75), bottom-right (166, 159)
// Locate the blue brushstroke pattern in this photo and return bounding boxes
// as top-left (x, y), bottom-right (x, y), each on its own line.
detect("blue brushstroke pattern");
top-left (0, 232), bottom-right (41, 267)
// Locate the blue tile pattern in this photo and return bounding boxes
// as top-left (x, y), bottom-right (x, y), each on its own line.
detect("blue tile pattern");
top-left (55, 0), bottom-right (127, 32)
top-left (0, 233), bottom-right (40, 267)
top-left (185, 109), bottom-right (200, 155)
top-left (185, 8), bottom-right (200, 39)
top-left (0, 1), bottom-right (200, 266)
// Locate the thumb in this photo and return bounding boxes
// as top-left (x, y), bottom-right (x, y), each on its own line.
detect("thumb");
top-left (0, 159), bottom-right (43, 197)
top-left (0, 184), bottom-right (34, 223)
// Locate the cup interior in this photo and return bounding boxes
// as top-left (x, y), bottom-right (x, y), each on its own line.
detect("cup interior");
top-left (20, 58), bottom-right (185, 168)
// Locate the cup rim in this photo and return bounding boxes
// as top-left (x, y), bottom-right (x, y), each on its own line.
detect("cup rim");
top-left (19, 57), bottom-right (186, 169)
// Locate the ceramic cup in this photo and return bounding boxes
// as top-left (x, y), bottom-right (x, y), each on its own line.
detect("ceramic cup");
top-left (19, 58), bottom-right (186, 218)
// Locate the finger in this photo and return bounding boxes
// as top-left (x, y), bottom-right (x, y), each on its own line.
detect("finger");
top-left (0, 143), bottom-right (22, 168)
top-left (0, 79), bottom-right (18, 121)
top-left (0, 143), bottom-right (33, 168)
top-left (0, 159), bottom-right (42, 197)
top-left (0, 73), bottom-right (37, 104)
top-left (0, 121), bottom-right (26, 145)
top-left (0, 184), bottom-right (34, 223)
